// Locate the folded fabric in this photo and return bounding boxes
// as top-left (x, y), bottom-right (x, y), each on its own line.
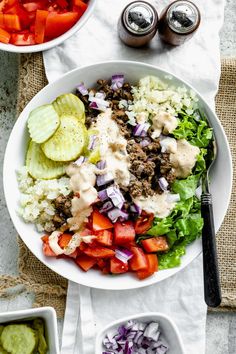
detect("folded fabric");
top-left (43, 1), bottom-right (226, 353)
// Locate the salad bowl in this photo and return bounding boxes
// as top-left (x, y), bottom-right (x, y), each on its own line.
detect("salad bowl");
top-left (3, 61), bottom-right (232, 290)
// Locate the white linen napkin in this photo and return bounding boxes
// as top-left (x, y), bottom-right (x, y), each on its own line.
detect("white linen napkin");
top-left (43, 0), bottom-right (225, 353)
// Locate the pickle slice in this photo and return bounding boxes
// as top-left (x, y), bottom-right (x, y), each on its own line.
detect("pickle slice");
top-left (53, 93), bottom-right (85, 123)
top-left (1, 324), bottom-right (37, 354)
top-left (27, 104), bottom-right (60, 144)
top-left (26, 140), bottom-right (67, 179)
top-left (32, 319), bottom-right (47, 354)
top-left (42, 114), bottom-right (88, 162)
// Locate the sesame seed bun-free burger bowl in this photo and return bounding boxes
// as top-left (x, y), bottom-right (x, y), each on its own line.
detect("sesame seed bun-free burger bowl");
top-left (0, 0), bottom-right (96, 53)
top-left (3, 61), bottom-right (232, 290)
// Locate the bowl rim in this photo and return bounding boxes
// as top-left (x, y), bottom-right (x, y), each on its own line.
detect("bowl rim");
top-left (0, 306), bottom-right (57, 318)
top-left (3, 60), bottom-right (233, 290)
top-left (0, 0), bottom-right (96, 53)
top-left (95, 311), bottom-right (186, 354)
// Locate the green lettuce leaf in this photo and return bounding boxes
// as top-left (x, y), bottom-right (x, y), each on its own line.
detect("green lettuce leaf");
top-left (158, 242), bottom-right (186, 270)
top-left (172, 110), bottom-right (213, 148)
top-left (172, 174), bottom-right (200, 200)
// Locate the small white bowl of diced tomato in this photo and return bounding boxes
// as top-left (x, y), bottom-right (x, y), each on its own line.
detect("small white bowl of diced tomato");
top-left (0, 0), bottom-right (96, 52)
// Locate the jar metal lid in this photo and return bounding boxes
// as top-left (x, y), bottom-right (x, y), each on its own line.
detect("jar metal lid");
top-left (167, 0), bottom-right (200, 34)
top-left (123, 1), bottom-right (156, 35)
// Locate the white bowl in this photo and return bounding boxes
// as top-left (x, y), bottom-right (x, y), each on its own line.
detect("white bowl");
top-left (0, 0), bottom-right (96, 53)
top-left (0, 307), bottom-right (59, 354)
top-left (3, 60), bottom-right (233, 290)
top-left (95, 312), bottom-right (186, 354)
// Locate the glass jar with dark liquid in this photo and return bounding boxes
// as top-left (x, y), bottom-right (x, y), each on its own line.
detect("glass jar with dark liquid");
top-left (158, 0), bottom-right (201, 46)
top-left (118, 1), bottom-right (159, 47)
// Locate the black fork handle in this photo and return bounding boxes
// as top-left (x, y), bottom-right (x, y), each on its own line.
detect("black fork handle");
top-left (201, 193), bottom-right (221, 307)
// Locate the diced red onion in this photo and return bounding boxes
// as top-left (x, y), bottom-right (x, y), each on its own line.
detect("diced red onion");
top-left (111, 74), bottom-right (124, 91)
top-left (98, 189), bottom-right (108, 201)
top-left (95, 92), bottom-right (106, 100)
top-left (102, 320), bottom-right (169, 354)
top-left (96, 160), bottom-right (106, 169)
top-left (77, 82), bottom-right (88, 96)
top-left (106, 186), bottom-right (125, 210)
top-left (89, 95), bottom-right (109, 112)
top-left (74, 156), bottom-right (87, 166)
top-left (166, 193), bottom-right (180, 203)
top-left (158, 177), bottom-right (169, 191)
top-left (115, 248), bottom-right (133, 263)
top-left (99, 201), bottom-right (113, 213)
top-left (133, 123), bottom-right (150, 137)
top-left (88, 135), bottom-right (96, 150)
top-left (130, 203), bottom-right (142, 215)
top-left (96, 173), bottom-right (114, 187)
top-left (107, 208), bottom-right (128, 223)
top-left (140, 138), bottom-right (151, 147)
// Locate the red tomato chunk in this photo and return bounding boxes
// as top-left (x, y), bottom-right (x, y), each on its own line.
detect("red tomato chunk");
top-left (114, 221), bottom-right (135, 245)
top-left (110, 257), bottom-right (129, 274)
top-left (141, 236), bottom-right (169, 253)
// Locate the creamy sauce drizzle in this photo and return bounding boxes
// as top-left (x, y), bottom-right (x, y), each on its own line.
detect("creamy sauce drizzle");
top-left (151, 112), bottom-right (178, 139)
top-left (134, 192), bottom-right (176, 218)
top-left (93, 109), bottom-right (130, 187)
top-left (170, 139), bottom-right (200, 178)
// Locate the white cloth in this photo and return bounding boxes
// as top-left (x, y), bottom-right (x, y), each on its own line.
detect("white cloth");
top-left (43, 1), bottom-right (225, 353)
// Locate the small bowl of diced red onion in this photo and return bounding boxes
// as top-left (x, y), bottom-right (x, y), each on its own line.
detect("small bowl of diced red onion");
top-left (95, 312), bottom-right (186, 354)
top-left (0, 0), bottom-right (96, 53)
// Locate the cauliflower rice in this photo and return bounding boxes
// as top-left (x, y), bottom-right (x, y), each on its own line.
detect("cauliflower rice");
top-left (17, 166), bottom-right (71, 232)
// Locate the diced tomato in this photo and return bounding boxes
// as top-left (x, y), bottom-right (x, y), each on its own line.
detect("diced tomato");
top-left (0, 0), bottom-right (17, 11)
top-left (110, 257), bottom-right (129, 274)
top-left (42, 242), bottom-right (56, 257)
top-left (134, 212), bottom-right (154, 235)
top-left (58, 233), bottom-right (72, 248)
top-left (96, 230), bottom-right (113, 246)
top-left (23, 2), bottom-right (45, 12)
top-left (44, 11), bottom-right (79, 39)
top-left (141, 237), bottom-right (169, 253)
top-left (10, 32), bottom-right (35, 45)
top-left (92, 209), bottom-right (113, 231)
top-left (114, 221), bottom-right (135, 245)
top-left (35, 9), bottom-right (48, 43)
top-left (83, 246), bottom-right (115, 258)
top-left (57, 0), bottom-right (68, 8)
top-left (129, 247), bottom-right (148, 271)
top-left (75, 254), bottom-right (97, 271)
top-left (41, 234), bottom-right (49, 243)
top-left (136, 254), bottom-right (158, 280)
top-left (0, 14), bottom-right (21, 30)
top-left (5, 4), bottom-right (31, 28)
top-left (73, 0), bottom-right (87, 14)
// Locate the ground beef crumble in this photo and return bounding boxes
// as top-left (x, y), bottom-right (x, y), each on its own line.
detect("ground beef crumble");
top-left (51, 194), bottom-right (73, 230)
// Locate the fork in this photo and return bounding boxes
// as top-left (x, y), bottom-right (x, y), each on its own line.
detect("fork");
top-left (201, 140), bottom-right (222, 307)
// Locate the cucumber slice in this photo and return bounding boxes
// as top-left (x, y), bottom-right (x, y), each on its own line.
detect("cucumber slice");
top-left (42, 115), bottom-right (88, 162)
top-left (32, 319), bottom-right (47, 354)
top-left (27, 104), bottom-right (60, 144)
top-left (26, 140), bottom-right (67, 179)
top-left (1, 324), bottom-right (37, 354)
top-left (53, 93), bottom-right (85, 123)
top-left (85, 129), bottom-right (101, 164)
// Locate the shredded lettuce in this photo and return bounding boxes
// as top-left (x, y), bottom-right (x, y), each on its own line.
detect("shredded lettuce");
top-left (172, 174), bottom-right (200, 200)
top-left (172, 110), bottom-right (213, 148)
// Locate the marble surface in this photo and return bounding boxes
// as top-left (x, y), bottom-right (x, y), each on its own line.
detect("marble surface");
top-left (0, 0), bottom-right (235, 352)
